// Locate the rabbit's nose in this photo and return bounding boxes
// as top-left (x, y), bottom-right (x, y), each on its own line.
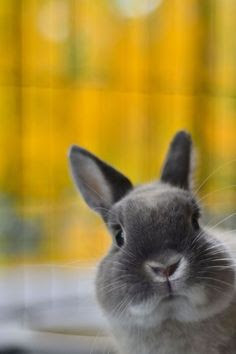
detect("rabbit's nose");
top-left (146, 258), bottom-right (182, 280)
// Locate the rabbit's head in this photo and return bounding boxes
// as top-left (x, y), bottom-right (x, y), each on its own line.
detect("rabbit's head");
top-left (69, 131), bottom-right (235, 328)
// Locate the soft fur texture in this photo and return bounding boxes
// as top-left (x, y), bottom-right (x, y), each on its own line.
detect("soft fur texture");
top-left (69, 131), bottom-right (236, 354)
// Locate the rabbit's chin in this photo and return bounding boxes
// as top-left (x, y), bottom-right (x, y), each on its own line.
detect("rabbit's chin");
top-left (109, 284), bottom-right (235, 329)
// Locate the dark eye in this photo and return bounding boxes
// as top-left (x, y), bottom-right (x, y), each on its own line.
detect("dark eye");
top-left (192, 215), bottom-right (200, 230)
top-left (115, 227), bottom-right (125, 247)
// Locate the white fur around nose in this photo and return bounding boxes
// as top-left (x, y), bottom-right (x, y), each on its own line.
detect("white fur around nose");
top-left (169, 257), bottom-right (187, 281)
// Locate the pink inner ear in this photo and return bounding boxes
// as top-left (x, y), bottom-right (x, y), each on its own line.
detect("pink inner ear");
top-left (74, 155), bottom-right (113, 209)
top-left (85, 173), bottom-right (112, 206)
top-left (69, 145), bottom-right (132, 213)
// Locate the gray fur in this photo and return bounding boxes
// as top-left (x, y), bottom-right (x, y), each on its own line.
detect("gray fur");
top-left (69, 131), bottom-right (236, 354)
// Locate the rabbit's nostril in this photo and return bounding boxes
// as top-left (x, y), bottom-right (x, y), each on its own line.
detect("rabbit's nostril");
top-left (164, 259), bottom-right (181, 277)
top-left (149, 265), bottom-right (162, 275)
top-left (149, 259), bottom-right (181, 278)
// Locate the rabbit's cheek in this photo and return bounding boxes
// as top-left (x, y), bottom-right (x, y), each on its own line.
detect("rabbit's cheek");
top-left (184, 284), bottom-right (208, 306)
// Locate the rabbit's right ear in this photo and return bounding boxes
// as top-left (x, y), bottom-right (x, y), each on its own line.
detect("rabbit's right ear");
top-left (68, 146), bottom-right (133, 218)
top-left (160, 131), bottom-right (193, 190)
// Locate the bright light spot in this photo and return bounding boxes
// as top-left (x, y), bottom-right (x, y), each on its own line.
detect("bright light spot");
top-left (37, 1), bottom-right (69, 42)
top-left (115, 0), bottom-right (163, 18)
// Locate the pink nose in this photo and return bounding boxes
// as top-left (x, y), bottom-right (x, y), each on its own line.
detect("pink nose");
top-left (149, 259), bottom-right (181, 278)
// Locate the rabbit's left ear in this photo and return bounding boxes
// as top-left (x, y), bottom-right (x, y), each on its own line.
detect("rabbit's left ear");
top-left (68, 146), bottom-right (133, 218)
top-left (160, 131), bottom-right (193, 190)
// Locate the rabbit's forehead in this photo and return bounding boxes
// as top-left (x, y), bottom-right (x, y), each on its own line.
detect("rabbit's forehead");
top-left (113, 183), bottom-right (195, 225)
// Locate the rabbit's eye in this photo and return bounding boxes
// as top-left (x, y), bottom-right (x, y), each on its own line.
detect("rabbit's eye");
top-left (192, 215), bottom-right (199, 230)
top-left (115, 228), bottom-right (125, 247)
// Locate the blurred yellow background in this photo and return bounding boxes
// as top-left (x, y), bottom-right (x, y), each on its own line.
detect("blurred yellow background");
top-left (0, 0), bottom-right (235, 265)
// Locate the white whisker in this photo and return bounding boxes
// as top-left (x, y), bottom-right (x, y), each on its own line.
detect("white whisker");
top-left (194, 158), bottom-right (236, 195)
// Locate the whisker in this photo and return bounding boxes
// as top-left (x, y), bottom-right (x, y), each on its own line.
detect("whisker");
top-left (194, 158), bottom-right (236, 195)
top-left (103, 259), bottom-right (135, 268)
top-left (199, 282), bottom-right (231, 296)
top-left (192, 213), bottom-right (236, 249)
top-left (197, 185), bottom-right (236, 204)
top-left (204, 240), bottom-right (236, 253)
top-left (195, 275), bottom-right (235, 289)
top-left (197, 257), bottom-right (235, 267)
top-left (98, 274), bottom-right (136, 292)
top-left (204, 265), bottom-right (235, 270)
top-left (111, 295), bottom-right (129, 319)
top-left (104, 284), bottom-right (128, 295)
top-left (117, 296), bottom-right (134, 321)
top-left (113, 245), bottom-right (137, 264)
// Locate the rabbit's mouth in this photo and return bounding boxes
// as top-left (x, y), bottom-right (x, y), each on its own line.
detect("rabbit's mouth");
top-left (161, 294), bottom-right (186, 302)
top-left (129, 293), bottom-right (186, 317)
top-left (129, 298), bottom-right (159, 317)
top-left (127, 293), bottom-right (190, 328)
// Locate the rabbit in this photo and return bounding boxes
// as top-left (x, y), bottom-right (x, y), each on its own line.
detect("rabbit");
top-left (68, 131), bottom-right (236, 354)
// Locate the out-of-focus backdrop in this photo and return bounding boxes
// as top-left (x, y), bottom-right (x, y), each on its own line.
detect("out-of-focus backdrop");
top-left (0, 0), bottom-right (235, 353)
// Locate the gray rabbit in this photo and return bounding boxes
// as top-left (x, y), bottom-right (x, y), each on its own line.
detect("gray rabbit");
top-left (69, 131), bottom-right (236, 354)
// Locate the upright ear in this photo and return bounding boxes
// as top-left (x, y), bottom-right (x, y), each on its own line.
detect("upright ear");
top-left (68, 146), bottom-right (133, 218)
top-left (160, 131), bottom-right (193, 190)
